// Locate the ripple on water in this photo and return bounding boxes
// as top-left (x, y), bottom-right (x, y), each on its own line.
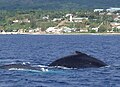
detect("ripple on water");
top-left (0, 35), bottom-right (120, 87)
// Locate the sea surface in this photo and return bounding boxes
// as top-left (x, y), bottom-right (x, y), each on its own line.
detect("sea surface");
top-left (0, 34), bottom-right (120, 87)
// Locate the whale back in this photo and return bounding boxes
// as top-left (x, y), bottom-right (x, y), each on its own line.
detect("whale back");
top-left (0, 64), bottom-right (32, 69)
top-left (49, 51), bottom-right (107, 68)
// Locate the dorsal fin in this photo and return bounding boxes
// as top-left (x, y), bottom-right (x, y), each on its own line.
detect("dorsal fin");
top-left (75, 51), bottom-right (86, 55)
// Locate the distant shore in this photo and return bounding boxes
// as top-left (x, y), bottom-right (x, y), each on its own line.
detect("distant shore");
top-left (1, 32), bottom-right (120, 35)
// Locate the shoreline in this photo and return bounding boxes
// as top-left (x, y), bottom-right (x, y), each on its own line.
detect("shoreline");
top-left (1, 32), bottom-right (120, 35)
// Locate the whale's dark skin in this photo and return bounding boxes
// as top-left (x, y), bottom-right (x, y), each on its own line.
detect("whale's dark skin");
top-left (0, 63), bottom-right (45, 71)
top-left (49, 51), bottom-right (107, 68)
top-left (0, 51), bottom-right (107, 70)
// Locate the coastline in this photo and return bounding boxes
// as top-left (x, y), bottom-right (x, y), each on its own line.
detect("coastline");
top-left (0, 32), bottom-right (120, 35)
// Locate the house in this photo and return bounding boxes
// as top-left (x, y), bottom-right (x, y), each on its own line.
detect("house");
top-left (99, 12), bottom-right (106, 15)
top-left (65, 14), bottom-right (73, 17)
top-left (65, 14), bottom-right (89, 23)
top-left (91, 28), bottom-right (99, 32)
top-left (65, 14), bottom-right (73, 22)
top-left (106, 7), bottom-right (120, 12)
top-left (28, 28), bottom-right (41, 33)
top-left (117, 26), bottom-right (120, 29)
top-left (22, 19), bottom-right (30, 23)
top-left (110, 22), bottom-right (120, 28)
top-left (72, 17), bottom-right (88, 22)
top-left (52, 18), bottom-right (62, 22)
top-left (13, 19), bottom-right (30, 23)
top-left (29, 29), bottom-right (33, 33)
top-left (106, 12), bottom-right (114, 16)
top-left (62, 27), bottom-right (72, 33)
top-left (94, 9), bottom-right (104, 12)
top-left (46, 27), bottom-right (63, 34)
top-left (42, 15), bottom-right (49, 20)
top-left (91, 22), bottom-right (103, 32)
top-left (18, 29), bottom-right (25, 33)
top-left (66, 13), bottom-right (88, 22)
top-left (110, 22), bottom-right (120, 32)
top-left (114, 16), bottom-right (120, 21)
top-left (80, 29), bottom-right (88, 32)
top-left (13, 20), bottom-right (19, 23)
top-left (46, 27), bottom-right (57, 33)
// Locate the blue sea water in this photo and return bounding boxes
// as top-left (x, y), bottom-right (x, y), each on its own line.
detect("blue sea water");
top-left (0, 34), bottom-right (120, 87)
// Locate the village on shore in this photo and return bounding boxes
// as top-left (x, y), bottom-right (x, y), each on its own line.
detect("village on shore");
top-left (0, 7), bottom-right (120, 35)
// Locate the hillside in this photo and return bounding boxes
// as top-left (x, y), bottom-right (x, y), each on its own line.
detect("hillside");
top-left (0, 0), bottom-right (120, 10)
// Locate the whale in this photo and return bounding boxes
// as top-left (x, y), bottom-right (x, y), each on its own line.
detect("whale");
top-left (0, 63), bottom-right (48, 71)
top-left (0, 51), bottom-right (107, 70)
top-left (49, 51), bottom-right (107, 68)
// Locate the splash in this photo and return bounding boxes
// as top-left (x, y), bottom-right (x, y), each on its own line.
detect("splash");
top-left (8, 67), bottom-right (49, 73)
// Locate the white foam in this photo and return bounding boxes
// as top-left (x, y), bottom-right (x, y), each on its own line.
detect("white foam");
top-left (41, 68), bottom-right (49, 72)
top-left (8, 67), bottom-right (49, 72)
top-left (105, 65), bottom-right (111, 68)
top-left (36, 65), bottom-right (48, 68)
top-left (55, 66), bottom-right (72, 70)
top-left (9, 68), bottom-right (25, 71)
top-left (22, 62), bottom-right (30, 65)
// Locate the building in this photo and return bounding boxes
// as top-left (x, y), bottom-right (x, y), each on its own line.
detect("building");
top-left (110, 22), bottom-right (120, 30)
top-left (80, 29), bottom-right (88, 32)
top-left (22, 19), bottom-right (30, 23)
top-left (52, 18), bottom-right (62, 22)
top-left (61, 27), bottom-right (72, 33)
top-left (65, 14), bottom-right (73, 22)
top-left (91, 28), bottom-right (99, 32)
top-left (106, 7), bottom-right (120, 12)
top-left (65, 14), bottom-right (89, 22)
top-left (42, 15), bottom-right (49, 20)
top-left (117, 26), bottom-right (120, 29)
top-left (94, 9), bottom-right (104, 12)
top-left (13, 19), bottom-right (30, 23)
top-left (13, 20), bottom-right (19, 23)
top-left (72, 17), bottom-right (88, 22)
top-left (46, 27), bottom-right (57, 33)
top-left (18, 29), bottom-right (25, 33)
top-left (114, 16), bottom-right (120, 21)
top-left (46, 27), bottom-right (63, 34)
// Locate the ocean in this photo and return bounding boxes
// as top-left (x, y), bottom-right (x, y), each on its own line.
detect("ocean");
top-left (0, 34), bottom-right (120, 87)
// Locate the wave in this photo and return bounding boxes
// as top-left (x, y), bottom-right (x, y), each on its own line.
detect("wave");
top-left (8, 67), bottom-right (49, 72)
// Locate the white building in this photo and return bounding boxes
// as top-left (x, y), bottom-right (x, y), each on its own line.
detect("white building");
top-left (91, 28), bottom-right (99, 32)
top-left (46, 27), bottom-right (57, 33)
top-left (110, 22), bottom-right (120, 30)
top-left (65, 14), bottom-right (73, 22)
top-left (52, 18), bottom-right (62, 22)
top-left (42, 15), bottom-right (49, 20)
top-left (46, 27), bottom-right (63, 34)
top-left (106, 7), bottom-right (120, 12)
top-left (61, 27), bottom-right (72, 33)
top-left (110, 22), bottom-right (120, 27)
top-left (114, 16), bottom-right (120, 21)
top-left (65, 14), bottom-right (73, 17)
top-left (23, 19), bottom-right (30, 23)
top-left (66, 13), bottom-right (88, 22)
top-left (117, 26), bottom-right (120, 29)
top-left (72, 17), bottom-right (88, 22)
top-left (13, 20), bottom-right (19, 23)
top-left (13, 19), bottom-right (30, 23)
top-left (80, 29), bottom-right (88, 32)
top-left (94, 9), bottom-right (104, 12)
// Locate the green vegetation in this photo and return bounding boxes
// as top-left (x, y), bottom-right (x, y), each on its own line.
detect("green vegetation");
top-left (0, 10), bottom-right (62, 31)
top-left (0, 9), bottom-right (120, 33)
